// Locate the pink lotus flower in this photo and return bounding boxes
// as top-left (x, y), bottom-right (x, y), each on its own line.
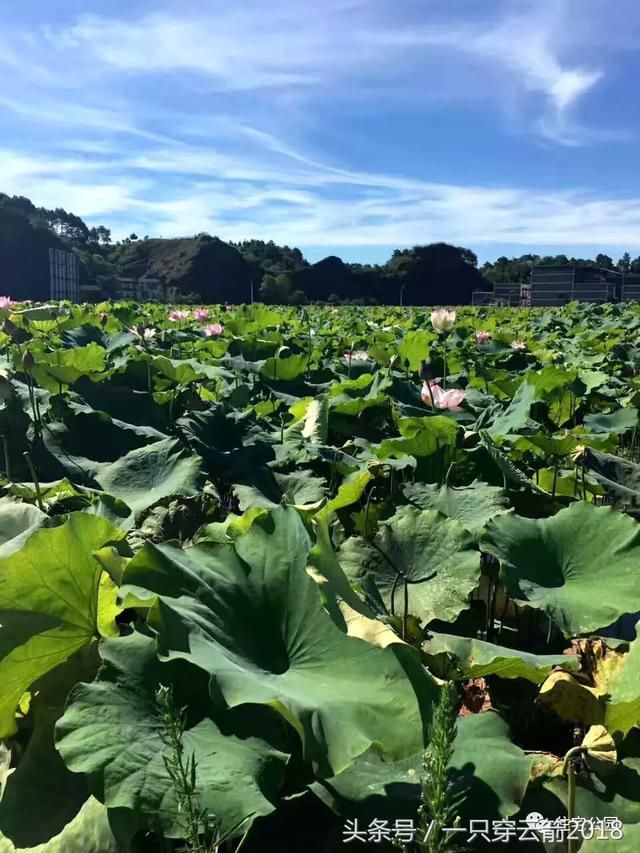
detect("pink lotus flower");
top-left (345, 350), bottom-right (369, 361)
top-left (511, 340), bottom-right (527, 351)
top-left (431, 308), bottom-right (456, 332)
top-left (193, 308), bottom-right (209, 321)
top-left (421, 381), bottom-right (465, 412)
top-left (475, 330), bottom-right (491, 343)
top-left (0, 297), bottom-right (14, 310)
top-left (204, 322), bottom-right (223, 337)
top-left (169, 309), bottom-right (190, 322)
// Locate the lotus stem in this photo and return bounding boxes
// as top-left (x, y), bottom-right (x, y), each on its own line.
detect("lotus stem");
top-left (1, 433), bottom-right (10, 481)
top-left (563, 746), bottom-right (584, 853)
top-left (489, 579), bottom-right (500, 642)
top-left (425, 380), bottom-right (436, 410)
top-left (25, 378), bottom-right (39, 436)
top-left (34, 390), bottom-right (42, 428)
top-left (442, 335), bottom-right (448, 388)
top-left (23, 451), bottom-right (44, 511)
top-left (402, 577), bottom-right (409, 641)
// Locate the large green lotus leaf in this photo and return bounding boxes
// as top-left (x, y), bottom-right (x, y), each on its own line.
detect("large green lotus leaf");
top-left (31, 344), bottom-right (108, 392)
top-left (303, 397), bottom-right (329, 443)
top-left (486, 378), bottom-right (542, 439)
top-left (482, 502), bottom-right (640, 636)
top-left (95, 438), bottom-right (206, 518)
top-left (475, 431), bottom-right (548, 494)
top-left (284, 397), bottom-right (329, 445)
top-left (56, 631), bottom-right (287, 840)
top-left (524, 758), bottom-right (640, 840)
top-left (0, 648), bottom-right (98, 846)
top-left (260, 352), bottom-right (306, 382)
top-left (584, 407), bottom-right (639, 435)
top-left (121, 507), bottom-right (435, 776)
top-left (338, 507), bottom-right (481, 626)
top-left (513, 433), bottom-right (580, 459)
top-left (451, 710), bottom-right (532, 819)
top-left (61, 322), bottom-right (133, 352)
top-left (581, 447), bottom-right (640, 509)
top-left (526, 365), bottom-right (577, 393)
top-left (0, 500), bottom-right (48, 557)
top-left (44, 398), bottom-right (168, 465)
top-left (398, 330), bottom-right (436, 371)
top-left (0, 513), bottom-right (124, 736)
top-left (329, 372), bottom-right (391, 416)
top-left (376, 416), bottom-right (459, 460)
top-left (535, 466), bottom-right (604, 500)
top-left (0, 798), bottom-right (118, 853)
top-left (306, 514), bottom-right (375, 630)
top-left (312, 710), bottom-right (530, 821)
top-left (316, 469), bottom-right (373, 521)
top-left (403, 481), bottom-right (509, 539)
top-left (72, 376), bottom-right (169, 431)
top-left (581, 823), bottom-right (640, 851)
top-left (422, 632), bottom-right (580, 683)
top-left (235, 470), bottom-right (327, 511)
top-left (526, 365), bottom-right (580, 427)
top-left (152, 355), bottom-right (230, 385)
top-left (226, 304), bottom-right (283, 334)
top-left (605, 623), bottom-right (640, 737)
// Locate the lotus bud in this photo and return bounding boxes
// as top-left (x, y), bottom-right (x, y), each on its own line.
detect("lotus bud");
top-left (2, 318), bottom-right (16, 337)
top-left (581, 725), bottom-right (617, 777)
top-left (22, 350), bottom-right (35, 373)
top-left (431, 308), bottom-right (456, 333)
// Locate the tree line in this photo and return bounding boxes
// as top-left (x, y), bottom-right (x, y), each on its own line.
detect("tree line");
top-left (2, 192), bottom-right (638, 305)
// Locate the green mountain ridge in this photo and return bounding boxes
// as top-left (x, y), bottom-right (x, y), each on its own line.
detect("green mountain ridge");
top-left (2, 192), bottom-right (639, 305)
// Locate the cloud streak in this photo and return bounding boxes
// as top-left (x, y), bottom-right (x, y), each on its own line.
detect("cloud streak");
top-left (2, 142), bottom-right (639, 251)
top-left (0, 0), bottom-right (637, 258)
top-left (8, 0), bottom-right (611, 139)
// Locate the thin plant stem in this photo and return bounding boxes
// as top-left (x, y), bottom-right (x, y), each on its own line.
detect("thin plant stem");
top-left (1, 434), bottom-right (10, 481)
top-left (442, 335), bottom-right (448, 388)
top-left (23, 452), bottom-right (44, 511)
top-left (562, 746), bottom-right (584, 853)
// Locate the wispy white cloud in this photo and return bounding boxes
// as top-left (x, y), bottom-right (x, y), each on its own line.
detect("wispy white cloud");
top-left (0, 0), bottom-right (637, 258)
top-left (362, 4), bottom-right (605, 144)
top-left (5, 0), bottom-right (614, 143)
top-left (2, 143), bottom-right (639, 251)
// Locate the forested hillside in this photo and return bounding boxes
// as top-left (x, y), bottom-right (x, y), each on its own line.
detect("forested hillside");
top-left (2, 192), bottom-right (639, 304)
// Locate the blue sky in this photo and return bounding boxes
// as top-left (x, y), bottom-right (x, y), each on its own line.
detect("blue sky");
top-left (2, 0), bottom-right (640, 264)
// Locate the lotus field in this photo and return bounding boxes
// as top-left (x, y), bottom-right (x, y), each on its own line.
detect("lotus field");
top-left (2, 298), bottom-right (640, 852)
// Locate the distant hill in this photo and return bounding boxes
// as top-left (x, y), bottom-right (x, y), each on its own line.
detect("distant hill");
top-left (114, 235), bottom-right (251, 303)
top-left (0, 208), bottom-right (67, 301)
top-left (2, 191), bottom-right (637, 305)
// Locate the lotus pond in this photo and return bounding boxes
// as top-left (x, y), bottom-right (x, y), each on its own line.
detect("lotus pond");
top-left (1, 299), bottom-right (640, 852)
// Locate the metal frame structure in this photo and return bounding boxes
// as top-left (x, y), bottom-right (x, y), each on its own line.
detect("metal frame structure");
top-left (528, 265), bottom-right (622, 306)
top-left (477, 266), bottom-right (631, 308)
top-left (621, 280), bottom-right (640, 302)
top-left (49, 248), bottom-right (80, 301)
